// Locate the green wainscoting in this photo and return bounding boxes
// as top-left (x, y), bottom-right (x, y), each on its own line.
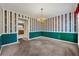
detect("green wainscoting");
top-left (60, 33), bottom-right (78, 43)
top-left (29, 32), bottom-right (78, 43)
top-left (1, 33), bottom-right (17, 45)
top-left (29, 32), bottom-right (42, 38)
top-left (0, 35), bottom-right (2, 45)
top-left (42, 32), bottom-right (60, 39)
top-left (0, 35), bottom-right (2, 49)
top-left (42, 32), bottom-right (78, 43)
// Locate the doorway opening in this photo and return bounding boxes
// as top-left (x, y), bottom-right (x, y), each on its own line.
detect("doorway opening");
top-left (17, 18), bottom-right (29, 40)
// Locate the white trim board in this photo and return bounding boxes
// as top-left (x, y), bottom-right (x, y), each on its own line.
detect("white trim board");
top-left (1, 42), bottom-right (19, 47)
top-left (29, 36), bottom-right (42, 40)
top-left (40, 31), bottom-right (78, 33)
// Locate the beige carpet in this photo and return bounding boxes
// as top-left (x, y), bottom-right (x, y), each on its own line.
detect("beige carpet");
top-left (0, 38), bottom-right (79, 56)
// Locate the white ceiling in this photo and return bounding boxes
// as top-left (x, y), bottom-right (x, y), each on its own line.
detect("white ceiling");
top-left (0, 3), bottom-right (77, 18)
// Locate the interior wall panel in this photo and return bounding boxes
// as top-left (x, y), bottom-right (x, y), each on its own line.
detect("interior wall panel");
top-left (44, 12), bottom-right (77, 33)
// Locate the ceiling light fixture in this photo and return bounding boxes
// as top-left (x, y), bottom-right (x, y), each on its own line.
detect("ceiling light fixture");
top-left (37, 8), bottom-right (46, 23)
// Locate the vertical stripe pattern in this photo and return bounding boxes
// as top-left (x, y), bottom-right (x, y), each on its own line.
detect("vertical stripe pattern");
top-left (45, 12), bottom-right (76, 33)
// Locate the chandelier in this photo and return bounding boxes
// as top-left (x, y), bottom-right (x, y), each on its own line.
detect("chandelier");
top-left (37, 8), bottom-right (46, 23)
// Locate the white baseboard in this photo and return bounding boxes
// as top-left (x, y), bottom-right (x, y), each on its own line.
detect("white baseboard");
top-left (29, 36), bottom-right (42, 40)
top-left (2, 42), bottom-right (19, 47)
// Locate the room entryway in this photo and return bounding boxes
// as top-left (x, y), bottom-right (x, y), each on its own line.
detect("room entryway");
top-left (18, 18), bottom-right (29, 40)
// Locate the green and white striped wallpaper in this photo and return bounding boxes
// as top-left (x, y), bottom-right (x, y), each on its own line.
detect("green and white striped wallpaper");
top-left (43, 12), bottom-right (77, 33)
top-left (29, 12), bottom-right (78, 43)
top-left (29, 12), bottom-right (77, 33)
top-left (30, 18), bottom-right (42, 32)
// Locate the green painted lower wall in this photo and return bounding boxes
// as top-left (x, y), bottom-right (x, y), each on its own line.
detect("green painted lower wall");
top-left (60, 33), bottom-right (78, 43)
top-left (29, 32), bottom-right (42, 38)
top-left (0, 33), bottom-right (17, 45)
top-left (42, 32), bottom-right (78, 43)
top-left (0, 35), bottom-right (2, 45)
top-left (29, 32), bottom-right (78, 43)
top-left (0, 36), bottom-right (1, 48)
top-left (42, 32), bottom-right (60, 39)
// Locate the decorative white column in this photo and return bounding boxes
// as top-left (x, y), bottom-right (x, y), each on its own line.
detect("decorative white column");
top-left (60, 15), bottom-right (61, 32)
top-left (54, 17), bottom-right (55, 32)
top-left (57, 16), bottom-right (58, 32)
top-left (72, 12), bottom-right (74, 32)
top-left (67, 13), bottom-right (69, 32)
top-left (52, 18), bottom-right (54, 32)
